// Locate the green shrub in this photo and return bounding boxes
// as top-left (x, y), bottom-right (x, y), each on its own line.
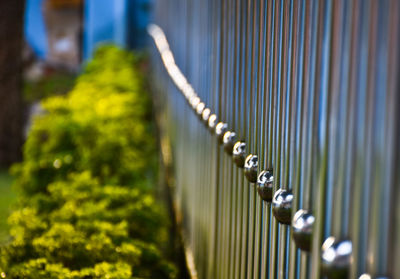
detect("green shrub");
top-left (23, 72), bottom-right (76, 102)
top-left (1, 46), bottom-right (176, 278)
top-left (8, 259), bottom-right (133, 279)
top-left (14, 47), bottom-right (155, 196)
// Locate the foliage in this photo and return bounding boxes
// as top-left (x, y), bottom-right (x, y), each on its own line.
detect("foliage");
top-left (23, 72), bottom-right (76, 102)
top-left (0, 169), bottom-right (16, 244)
top-left (14, 46), bottom-right (155, 196)
top-left (1, 46), bottom-right (176, 278)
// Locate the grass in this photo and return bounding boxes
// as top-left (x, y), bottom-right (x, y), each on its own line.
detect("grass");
top-left (0, 169), bottom-right (16, 244)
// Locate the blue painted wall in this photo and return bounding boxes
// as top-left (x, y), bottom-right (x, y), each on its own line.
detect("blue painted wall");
top-left (25, 0), bottom-right (48, 58)
top-left (83, 0), bottom-right (128, 60)
top-left (127, 0), bottom-right (153, 48)
top-left (25, 0), bottom-right (151, 61)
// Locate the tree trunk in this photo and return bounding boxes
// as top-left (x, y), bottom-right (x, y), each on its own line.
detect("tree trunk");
top-left (0, 0), bottom-right (25, 167)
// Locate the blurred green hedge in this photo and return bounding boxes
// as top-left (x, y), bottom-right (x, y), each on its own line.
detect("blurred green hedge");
top-left (0, 46), bottom-right (176, 278)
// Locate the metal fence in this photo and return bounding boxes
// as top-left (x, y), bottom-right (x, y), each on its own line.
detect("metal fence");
top-left (148, 0), bottom-right (400, 278)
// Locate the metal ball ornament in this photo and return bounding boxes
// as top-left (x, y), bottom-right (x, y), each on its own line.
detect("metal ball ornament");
top-left (202, 108), bottom-right (211, 123)
top-left (191, 96), bottom-right (200, 110)
top-left (321, 237), bottom-right (352, 279)
top-left (196, 102), bottom-right (205, 116)
top-left (208, 114), bottom-right (218, 132)
top-left (222, 131), bottom-right (237, 155)
top-left (232, 141), bottom-right (246, 168)
top-left (292, 209), bottom-right (315, 251)
top-left (272, 189), bottom-right (293, 225)
top-left (256, 170), bottom-right (274, 202)
top-left (215, 122), bottom-right (228, 144)
top-left (359, 274), bottom-right (390, 279)
top-left (184, 86), bottom-right (195, 101)
top-left (244, 154), bottom-right (258, 183)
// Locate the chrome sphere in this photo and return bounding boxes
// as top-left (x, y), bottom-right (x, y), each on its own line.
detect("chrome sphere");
top-left (244, 154), bottom-right (258, 183)
top-left (196, 102), bottom-right (205, 116)
top-left (183, 85), bottom-right (195, 101)
top-left (202, 108), bottom-right (211, 123)
top-left (215, 122), bottom-right (228, 144)
top-left (191, 96), bottom-right (200, 110)
top-left (272, 189), bottom-right (293, 225)
top-left (359, 274), bottom-right (389, 279)
top-left (208, 114), bottom-right (218, 132)
top-left (232, 141), bottom-right (246, 168)
top-left (321, 237), bottom-right (352, 279)
top-left (292, 209), bottom-right (315, 251)
top-left (184, 87), bottom-right (195, 102)
top-left (223, 131), bottom-right (237, 155)
top-left (256, 170), bottom-right (274, 202)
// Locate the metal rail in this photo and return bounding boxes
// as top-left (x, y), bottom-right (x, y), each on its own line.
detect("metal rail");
top-left (148, 0), bottom-right (400, 278)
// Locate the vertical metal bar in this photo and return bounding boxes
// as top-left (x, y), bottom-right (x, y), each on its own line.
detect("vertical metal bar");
top-left (271, 1), bottom-right (285, 278)
top-left (253, 0), bottom-right (266, 277)
top-left (306, 1), bottom-right (326, 277)
top-left (294, 18), bottom-right (309, 279)
top-left (341, 0), bottom-right (371, 277)
top-left (208, 0), bottom-right (220, 276)
top-left (246, 0), bottom-right (258, 277)
top-left (230, 0), bottom-right (239, 277)
top-left (235, 1), bottom-right (245, 278)
top-left (278, 0), bottom-right (296, 277)
top-left (269, 0), bottom-right (280, 278)
top-left (289, 1), bottom-right (306, 279)
top-left (386, 2), bottom-right (400, 277)
top-left (225, 0), bottom-right (235, 277)
top-left (366, 1), bottom-right (398, 276)
top-left (246, 0), bottom-right (260, 277)
top-left (213, 0), bottom-right (223, 276)
top-left (240, 0), bottom-right (250, 277)
top-left (220, 0), bottom-right (229, 277)
top-left (260, 0), bottom-right (276, 277)
top-left (286, 0), bottom-right (302, 278)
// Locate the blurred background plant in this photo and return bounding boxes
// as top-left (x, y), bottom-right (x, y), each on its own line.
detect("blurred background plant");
top-left (23, 72), bottom-right (76, 102)
top-left (0, 170), bottom-right (16, 244)
top-left (0, 1), bottom-right (183, 278)
top-left (0, 46), bottom-right (177, 278)
top-left (0, 0), bottom-right (152, 167)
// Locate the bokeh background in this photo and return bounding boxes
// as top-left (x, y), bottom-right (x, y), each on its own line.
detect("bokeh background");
top-left (0, 1), bottom-right (185, 278)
